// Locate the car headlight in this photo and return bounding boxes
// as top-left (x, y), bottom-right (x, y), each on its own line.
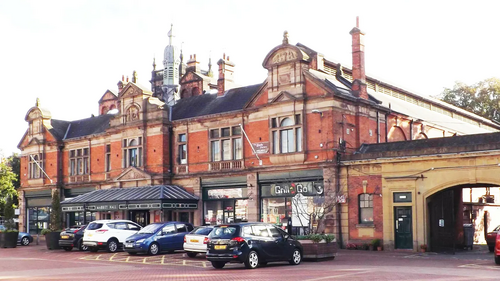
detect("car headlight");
top-left (136, 239), bottom-right (145, 244)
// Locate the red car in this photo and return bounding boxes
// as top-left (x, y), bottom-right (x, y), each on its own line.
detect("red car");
top-left (487, 225), bottom-right (500, 252)
top-left (495, 232), bottom-right (500, 265)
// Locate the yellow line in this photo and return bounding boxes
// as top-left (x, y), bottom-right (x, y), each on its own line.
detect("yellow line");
top-left (109, 253), bottom-right (117, 261)
top-left (125, 256), bottom-right (130, 262)
top-left (202, 261), bottom-right (206, 268)
top-left (161, 256), bottom-right (165, 264)
top-left (95, 255), bottom-right (101, 260)
top-left (182, 260), bottom-right (186, 266)
top-left (143, 257), bottom-right (147, 264)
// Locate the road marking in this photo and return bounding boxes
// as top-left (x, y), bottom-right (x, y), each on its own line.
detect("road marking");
top-left (142, 257), bottom-right (147, 264)
top-left (458, 263), bottom-right (500, 270)
top-left (306, 270), bottom-right (371, 280)
top-left (183, 260), bottom-right (186, 265)
top-left (95, 255), bottom-right (101, 260)
top-left (203, 261), bottom-right (206, 268)
top-left (125, 256), bottom-right (130, 262)
top-left (109, 253), bottom-right (117, 261)
top-left (161, 256), bottom-right (165, 264)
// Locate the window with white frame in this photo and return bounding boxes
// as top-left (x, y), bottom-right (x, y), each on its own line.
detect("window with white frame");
top-left (209, 126), bottom-right (242, 162)
top-left (271, 115), bottom-right (302, 154)
top-left (359, 193), bottom-right (374, 224)
top-left (28, 153), bottom-right (43, 179)
top-left (178, 134), bottom-right (187, 164)
top-left (69, 148), bottom-right (90, 176)
top-left (123, 137), bottom-right (143, 167)
top-left (105, 144), bottom-right (111, 172)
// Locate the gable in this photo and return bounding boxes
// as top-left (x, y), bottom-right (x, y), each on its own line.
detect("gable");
top-left (270, 91), bottom-right (297, 104)
top-left (99, 90), bottom-right (118, 103)
top-left (262, 45), bottom-right (310, 69)
top-left (115, 166), bottom-right (152, 182)
top-left (180, 71), bottom-right (203, 84)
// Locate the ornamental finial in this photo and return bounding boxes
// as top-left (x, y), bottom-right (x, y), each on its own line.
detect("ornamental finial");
top-left (283, 31), bottom-right (289, 45)
top-left (36, 98), bottom-right (40, 107)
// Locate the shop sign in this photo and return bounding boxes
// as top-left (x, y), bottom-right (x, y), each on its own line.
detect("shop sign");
top-left (252, 142), bottom-right (269, 154)
top-left (270, 182), bottom-right (324, 197)
top-left (207, 188), bottom-right (245, 199)
top-left (87, 204), bottom-right (119, 211)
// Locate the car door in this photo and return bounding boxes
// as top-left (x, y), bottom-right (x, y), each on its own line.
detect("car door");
top-left (158, 224), bottom-right (176, 251)
top-left (113, 222), bottom-right (129, 243)
top-left (250, 224), bottom-right (273, 261)
top-left (174, 223), bottom-right (188, 250)
top-left (267, 226), bottom-right (289, 261)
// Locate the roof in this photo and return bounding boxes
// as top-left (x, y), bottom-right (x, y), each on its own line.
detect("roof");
top-left (61, 185), bottom-right (199, 205)
top-left (50, 114), bottom-right (114, 140)
top-left (172, 83), bottom-right (262, 120)
top-left (348, 131), bottom-right (500, 160)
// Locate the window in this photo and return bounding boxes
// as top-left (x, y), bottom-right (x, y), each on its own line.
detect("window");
top-left (271, 115), bottom-right (303, 154)
top-left (162, 225), bottom-right (176, 235)
top-left (176, 224), bottom-right (187, 232)
top-left (28, 153), bottom-right (43, 179)
top-left (105, 144), bottom-right (111, 172)
top-left (70, 148), bottom-right (89, 176)
top-left (122, 137), bottom-right (143, 167)
top-left (178, 134), bottom-right (187, 164)
top-left (359, 194), bottom-right (374, 224)
top-left (209, 126), bottom-right (242, 162)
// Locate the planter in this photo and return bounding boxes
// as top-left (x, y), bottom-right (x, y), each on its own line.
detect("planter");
top-left (377, 246), bottom-right (382, 251)
top-left (45, 232), bottom-right (61, 250)
top-left (300, 240), bottom-right (338, 261)
top-left (0, 232), bottom-right (18, 248)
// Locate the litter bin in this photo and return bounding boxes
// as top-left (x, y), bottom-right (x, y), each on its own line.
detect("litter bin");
top-left (463, 224), bottom-right (474, 250)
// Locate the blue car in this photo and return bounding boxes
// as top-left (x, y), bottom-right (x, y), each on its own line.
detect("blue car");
top-left (0, 225), bottom-right (33, 246)
top-left (123, 222), bottom-right (194, 255)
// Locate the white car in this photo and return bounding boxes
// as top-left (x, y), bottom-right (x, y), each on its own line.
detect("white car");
top-left (183, 226), bottom-right (214, 257)
top-left (82, 220), bottom-right (142, 253)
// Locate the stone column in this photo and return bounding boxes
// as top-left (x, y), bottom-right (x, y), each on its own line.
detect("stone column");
top-left (247, 173), bottom-right (259, 222)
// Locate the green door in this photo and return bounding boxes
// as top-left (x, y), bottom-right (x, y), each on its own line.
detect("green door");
top-left (395, 207), bottom-right (413, 249)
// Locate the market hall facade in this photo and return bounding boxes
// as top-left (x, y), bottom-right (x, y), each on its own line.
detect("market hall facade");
top-left (17, 23), bottom-right (500, 251)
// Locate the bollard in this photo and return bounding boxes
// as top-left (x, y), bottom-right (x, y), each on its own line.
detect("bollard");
top-left (36, 234), bottom-right (39, 245)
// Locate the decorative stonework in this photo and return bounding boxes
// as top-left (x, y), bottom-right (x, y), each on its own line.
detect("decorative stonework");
top-left (115, 167), bottom-right (151, 182)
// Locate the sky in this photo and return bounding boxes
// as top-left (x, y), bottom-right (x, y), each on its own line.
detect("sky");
top-left (2, 0), bottom-right (500, 157)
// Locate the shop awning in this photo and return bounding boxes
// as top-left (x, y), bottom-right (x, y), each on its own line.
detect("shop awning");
top-left (61, 185), bottom-right (199, 212)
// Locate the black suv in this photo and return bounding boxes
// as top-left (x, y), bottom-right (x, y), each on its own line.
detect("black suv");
top-left (206, 222), bottom-right (303, 269)
top-left (59, 225), bottom-right (87, 251)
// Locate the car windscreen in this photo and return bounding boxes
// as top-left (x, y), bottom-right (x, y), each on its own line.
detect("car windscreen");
top-left (138, 224), bottom-right (163, 234)
top-left (209, 226), bottom-right (239, 239)
top-left (86, 223), bottom-right (103, 230)
top-left (191, 227), bottom-right (213, 235)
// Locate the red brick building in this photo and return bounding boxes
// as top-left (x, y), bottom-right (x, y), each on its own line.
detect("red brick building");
top-left (18, 22), bottom-right (499, 247)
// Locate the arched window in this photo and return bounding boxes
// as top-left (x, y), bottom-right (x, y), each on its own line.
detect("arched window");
top-left (122, 137), bottom-right (142, 167)
top-left (101, 106), bottom-right (109, 115)
top-left (181, 89), bottom-right (188, 99)
top-left (271, 115), bottom-right (302, 154)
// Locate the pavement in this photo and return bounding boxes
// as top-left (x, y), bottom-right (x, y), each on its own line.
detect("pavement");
top-left (0, 242), bottom-right (499, 281)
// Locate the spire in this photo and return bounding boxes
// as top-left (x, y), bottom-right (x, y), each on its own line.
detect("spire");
top-left (162, 24), bottom-right (180, 106)
top-left (168, 24), bottom-right (174, 45)
top-left (283, 31), bottom-right (289, 45)
top-left (132, 70), bottom-right (138, 83)
top-left (208, 52), bottom-right (213, 77)
top-left (152, 57), bottom-right (156, 70)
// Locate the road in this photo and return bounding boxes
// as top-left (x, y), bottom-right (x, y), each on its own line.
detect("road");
top-left (0, 243), bottom-right (499, 280)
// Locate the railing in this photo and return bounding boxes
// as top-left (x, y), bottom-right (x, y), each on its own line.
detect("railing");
top-left (209, 160), bottom-right (243, 171)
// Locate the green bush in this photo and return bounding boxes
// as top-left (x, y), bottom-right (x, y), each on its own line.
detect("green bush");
top-left (41, 229), bottom-right (51, 235)
top-left (49, 190), bottom-right (62, 232)
top-left (295, 233), bottom-right (335, 243)
top-left (3, 195), bottom-right (16, 231)
top-left (323, 234), bottom-right (336, 243)
top-left (371, 238), bottom-right (381, 248)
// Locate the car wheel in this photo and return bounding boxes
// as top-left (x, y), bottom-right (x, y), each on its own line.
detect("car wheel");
top-left (89, 247), bottom-right (99, 252)
top-left (496, 255), bottom-right (500, 265)
top-left (107, 239), bottom-right (118, 253)
top-left (289, 248), bottom-right (302, 265)
top-left (489, 245), bottom-right (494, 252)
top-left (244, 250), bottom-right (259, 269)
top-left (63, 246), bottom-right (73, 251)
top-left (186, 252), bottom-right (197, 258)
top-left (79, 240), bottom-right (88, 251)
top-left (21, 237), bottom-right (30, 246)
top-left (148, 243), bottom-right (160, 255)
top-left (211, 261), bottom-right (226, 269)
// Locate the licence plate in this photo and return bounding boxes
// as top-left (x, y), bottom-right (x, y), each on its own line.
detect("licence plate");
top-left (61, 235), bottom-right (69, 239)
top-left (125, 243), bottom-right (133, 248)
top-left (214, 245), bottom-right (227, 250)
top-left (190, 239), bottom-right (199, 243)
top-left (87, 234), bottom-right (92, 237)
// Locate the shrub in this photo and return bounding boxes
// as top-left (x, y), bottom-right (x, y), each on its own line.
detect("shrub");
top-left (371, 238), bottom-right (381, 248)
top-left (323, 234), bottom-right (335, 243)
top-left (3, 195), bottom-right (16, 231)
top-left (49, 190), bottom-right (62, 232)
top-left (41, 229), bottom-right (51, 235)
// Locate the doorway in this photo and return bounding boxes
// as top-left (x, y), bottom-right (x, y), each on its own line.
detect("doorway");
top-left (129, 210), bottom-right (150, 227)
top-left (394, 206), bottom-right (413, 249)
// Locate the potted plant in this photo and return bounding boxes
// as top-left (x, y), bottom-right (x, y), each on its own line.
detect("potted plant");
top-left (0, 195), bottom-right (18, 248)
top-left (296, 233), bottom-right (338, 260)
top-left (371, 238), bottom-right (381, 251)
top-left (45, 189), bottom-right (62, 250)
top-left (420, 244), bottom-right (427, 253)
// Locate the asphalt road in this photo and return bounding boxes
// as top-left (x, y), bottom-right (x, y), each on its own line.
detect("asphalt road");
top-left (0, 243), bottom-right (499, 281)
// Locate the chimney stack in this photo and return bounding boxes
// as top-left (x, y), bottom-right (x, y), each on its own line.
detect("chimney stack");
top-left (349, 17), bottom-right (368, 100)
top-left (187, 54), bottom-right (200, 73)
top-left (217, 54), bottom-right (235, 96)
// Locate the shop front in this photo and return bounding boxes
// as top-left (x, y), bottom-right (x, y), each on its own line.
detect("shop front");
top-left (61, 185), bottom-right (199, 226)
top-left (24, 189), bottom-right (52, 235)
top-left (202, 176), bottom-right (249, 225)
top-left (259, 170), bottom-right (324, 235)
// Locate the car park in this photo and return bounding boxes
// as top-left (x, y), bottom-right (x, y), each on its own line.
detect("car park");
top-left (495, 232), bottom-right (500, 265)
top-left (59, 225), bottom-right (87, 251)
top-left (486, 225), bottom-right (500, 252)
top-left (206, 222), bottom-right (303, 269)
top-left (82, 220), bottom-right (142, 253)
top-left (183, 226), bottom-right (214, 257)
top-left (0, 225), bottom-right (33, 246)
top-left (124, 222), bottom-right (193, 255)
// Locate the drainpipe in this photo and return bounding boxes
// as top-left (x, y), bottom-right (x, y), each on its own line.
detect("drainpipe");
top-left (168, 106), bottom-right (174, 181)
top-left (336, 150), bottom-right (343, 248)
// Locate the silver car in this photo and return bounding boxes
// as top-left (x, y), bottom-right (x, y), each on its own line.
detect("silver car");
top-left (183, 226), bottom-right (213, 257)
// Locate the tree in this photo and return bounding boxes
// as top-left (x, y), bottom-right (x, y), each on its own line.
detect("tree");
top-left (435, 78), bottom-right (500, 121)
top-left (49, 189), bottom-right (62, 231)
top-left (0, 158), bottom-right (16, 218)
top-left (3, 195), bottom-right (15, 230)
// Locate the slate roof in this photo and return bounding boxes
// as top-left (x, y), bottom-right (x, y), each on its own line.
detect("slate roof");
top-left (61, 185), bottom-right (199, 205)
top-left (172, 83), bottom-right (262, 120)
top-left (49, 114), bottom-right (114, 141)
top-left (347, 131), bottom-right (500, 160)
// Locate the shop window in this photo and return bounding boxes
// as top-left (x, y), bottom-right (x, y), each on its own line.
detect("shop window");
top-left (178, 134), bottom-right (187, 164)
top-left (28, 153), bottom-right (43, 179)
top-left (70, 148), bottom-right (90, 176)
top-left (359, 193), bottom-right (374, 224)
top-left (209, 126), bottom-right (242, 162)
top-left (28, 207), bottom-right (50, 234)
top-left (270, 115), bottom-right (303, 154)
top-left (122, 137), bottom-right (143, 167)
top-left (105, 144), bottom-right (111, 172)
